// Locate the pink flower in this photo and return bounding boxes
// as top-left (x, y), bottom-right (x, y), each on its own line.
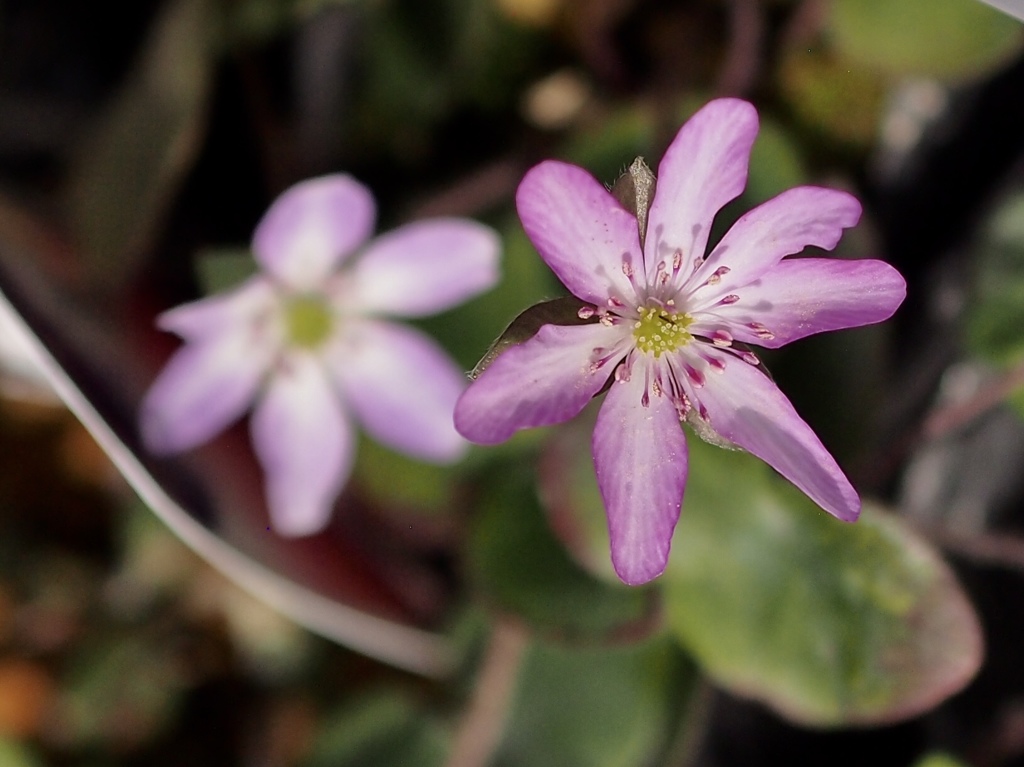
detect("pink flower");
top-left (454, 99), bottom-right (906, 585)
top-left (141, 174), bottom-right (500, 536)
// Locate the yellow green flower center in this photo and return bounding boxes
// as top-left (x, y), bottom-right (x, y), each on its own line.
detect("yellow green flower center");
top-left (632, 305), bottom-right (692, 357)
top-left (284, 295), bottom-right (334, 348)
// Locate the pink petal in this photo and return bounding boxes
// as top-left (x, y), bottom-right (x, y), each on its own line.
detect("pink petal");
top-left (592, 367), bottom-right (688, 585)
top-left (515, 161), bottom-right (644, 307)
top-left (140, 324), bottom-right (276, 455)
top-left (252, 175), bottom-right (376, 289)
top-left (689, 187), bottom-right (863, 306)
top-left (347, 219), bottom-right (500, 317)
top-left (251, 353), bottom-right (354, 537)
top-left (704, 258), bottom-right (907, 349)
top-left (327, 321), bottom-right (468, 462)
top-left (157, 277), bottom-right (277, 341)
top-left (454, 323), bottom-right (624, 444)
top-left (692, 350), bottom-right (860, 521)
top-left (645, 99), bottom-right (758, 281)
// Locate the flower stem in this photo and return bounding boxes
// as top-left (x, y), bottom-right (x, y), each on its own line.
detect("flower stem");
top-left (444, 615), bottom-right (530, 767)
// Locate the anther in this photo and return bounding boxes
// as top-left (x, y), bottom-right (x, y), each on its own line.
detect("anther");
top-left (710, 329), bottom-right (733, 347)
top-left (718, 294), bottom-right (740, 305)
top-left (578, 306), bottom-right (596, 320)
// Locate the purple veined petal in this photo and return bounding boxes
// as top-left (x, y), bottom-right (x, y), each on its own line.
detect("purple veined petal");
top-left (252, 174), bottom-right (376, 290)
top-left (645, 98), bottom-right (759, 283)
top-left (326, 320), bottom-right (468, 462)
top-left (592, 364), bottom-right (688, 585)
top-left (454, 322), bottom-right (626, 444)
top-left (516, 160), bottom-right (645, 307)
top-left (251, 352), bottom-right (354, 537)
top-left (688, 187), bottom-right (863, 307)
top-left (345, 219), bottom-right (500, 317)
top-left (691, 349), bottom-right (860, 521)
top-left (139, 323), bottom-right (277, 454)
top-left (157, 276), bottom-right (278, 341)
top-left (700, 258), bottom-right (907, 349)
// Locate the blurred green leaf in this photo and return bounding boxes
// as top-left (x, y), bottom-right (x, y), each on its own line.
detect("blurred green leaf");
top-left (0, 737), bottom-right (42, 767)
top-left (57, 634), bottom-right (187, 749)
top-left (561, 106), bottom-right (656, 184)
top-left (662, 440), bottom-right (983, 726)
top-left (353, 437), bottom-right (461, 515)
top-left (194, 248), bottom-right (258, 295)
top-left (496, 635), bottom-right (694, 767)
top-left (912, 753), bottom-right (971, 767)
top-left (830, 0), bottom-right (1023, 82)
top-left (468, 461), bottom-right (658, 642)
top-left (744, 116), bottom-right (809, 205)
top-left (303, 690), bottom-right (447, 767)
top-left (65, 0), bottom-right (215, 291)
top-left (967, 194), bottom-right (1024, 366)
top-left (778, 46), bottom-right (887, 148)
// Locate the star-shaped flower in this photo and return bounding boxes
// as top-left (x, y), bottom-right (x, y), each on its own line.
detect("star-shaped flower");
top-left (141, 174), bottom-right (500, 536)
top-left (454, 98), bottom-right (906, 585)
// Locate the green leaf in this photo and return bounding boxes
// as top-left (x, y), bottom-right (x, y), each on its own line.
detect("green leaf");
top-left (540, 416), bottom-right (982, 725)
top-left (967, 194), bottom-right (1024, 365)
top-left (193, 247), bottom-right (258, 295)
top-left (777, 46), bottom-right (887, 147)
top-left (352, 437), bottom-right (461, 516)
top-left (662, 439), bottom-right (983, 726)
top-left (829, 0), bottom-right (1023, 81)
top-left (303, 691), bottom-right (447, 767)
top-left (0, 737), bottom-right (42, 767)
top-left (470, 296), bottom-right (596, 380)
top-left (912, 753), bottom-right (971, 767)
top-left (64, 0), bottom-right (215, 292)
top-left (468, 462), bottom-right (658, 642)
top-left (496, 635), bottom-right (694, 767)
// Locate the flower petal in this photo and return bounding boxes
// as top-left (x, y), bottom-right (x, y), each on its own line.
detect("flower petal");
top-left (157, 277), bottom-right (278, 341)
top-left (140, 324), bottom-right (275, 455)
top-left (689, 186), bottom-right (863, 306)
top-left (516, 160), bottom-right (644, 306)
top-left (645, 98), bottom-right (758, 280)
top-left (704, 258), bottom-right (907, 348)
top-left (454, 323), bottom-right (623, 444)
top-left (592, 367), bottom-right (688, 585)
top-left (692, 350), bottom-right (860, 521)
top-left (251, 353), bottom-right (354, 537)
top-left (346, 219), bottom-right (500, 317)
top-left (252, 174), bottom-right (376, 289)
top-left (327, 321), bottom-right (468, 462)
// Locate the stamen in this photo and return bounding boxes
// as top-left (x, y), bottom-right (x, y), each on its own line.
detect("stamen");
top-left (705, 265), bottom-right (731, 286)
top-left (685, 365), bottom-right (705, 387)
top-left (748, 321), bottom-right (775, 341)
top-left (578, 306), bottom-right (596, 320)
top-left (718, 294), bottom-right (740, 306)
top-left (672, 248), bottom-right (683, 272)
top-left (739, 351), bottom-right (760, 365)
top-left (709, 329), bottom-right (733, 347)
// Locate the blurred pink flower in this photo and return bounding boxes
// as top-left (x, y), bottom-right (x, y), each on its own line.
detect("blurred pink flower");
top-left (455, 99), bottom-right (906, 585)
top-left (141, 174), bottom-right (500, 536)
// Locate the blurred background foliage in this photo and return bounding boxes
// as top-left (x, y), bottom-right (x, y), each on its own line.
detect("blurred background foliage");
top-left (0, 0), bottom-right (1023, 765)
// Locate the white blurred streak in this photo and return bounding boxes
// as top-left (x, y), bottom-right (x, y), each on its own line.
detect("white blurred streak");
top-left (0, 287), bottom-right (453, 677)
top-left (976, 0), bottom-right (1024, 22)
